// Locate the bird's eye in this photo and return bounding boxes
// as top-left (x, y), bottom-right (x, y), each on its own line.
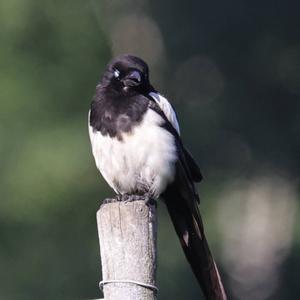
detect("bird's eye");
top-left (114, 69), bottom-right (120, 78)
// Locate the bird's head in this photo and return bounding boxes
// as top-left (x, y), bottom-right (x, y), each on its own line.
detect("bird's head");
top-left (101, 54), bottom-right (153, 94)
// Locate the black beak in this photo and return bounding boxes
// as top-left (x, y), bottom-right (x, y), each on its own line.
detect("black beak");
top-left (122, 70), bottom-right (142, 87)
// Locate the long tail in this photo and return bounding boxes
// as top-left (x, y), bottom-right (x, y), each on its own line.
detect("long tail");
top-left (163, 193), bottom-right (227, 300)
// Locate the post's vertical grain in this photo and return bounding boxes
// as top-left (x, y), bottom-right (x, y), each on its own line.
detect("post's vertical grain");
top-left (97, 200), bottom-right (157, 300)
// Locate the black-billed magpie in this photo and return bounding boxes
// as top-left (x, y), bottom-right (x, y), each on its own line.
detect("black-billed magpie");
top-left (88, 54), bottom-right (227, 300)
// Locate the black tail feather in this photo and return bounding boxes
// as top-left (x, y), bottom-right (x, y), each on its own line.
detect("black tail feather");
top-left (163, 192), bottom-right (227, 300)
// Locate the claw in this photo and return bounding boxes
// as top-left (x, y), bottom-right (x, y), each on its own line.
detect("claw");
top-left (102, 197), bottom-right (118, 205)
top-left (144, 194), bottom-right (156, 207)
top-left (116, 194), bottom-right (123, 201)
top-left (102, 194), bottom-right (156, 206)
top-left (123, 194), bottom-right (140, 203)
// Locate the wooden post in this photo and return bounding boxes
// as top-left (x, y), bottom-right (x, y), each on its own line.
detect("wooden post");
top-left (96, 199), bottom-right (157, 300)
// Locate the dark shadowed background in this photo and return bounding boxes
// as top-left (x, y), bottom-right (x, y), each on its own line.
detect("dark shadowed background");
top-left (0, 0), bottom-right (299, 299)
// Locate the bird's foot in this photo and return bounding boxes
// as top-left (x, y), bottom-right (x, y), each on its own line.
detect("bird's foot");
top-left (102, 197), bottom-right (119, 205)
top-left (124, 193), bottom-right (156, 207)
top-left (103, 194), bottom-right (135, 203)
top-left (102, 194), bottom-right (156, 206)
top-left (123, 194), bottom-right (144, 203)
top-left (101, 195), bottom-right (128, 205)
top-left (143, 194), bottom-right (156, 207)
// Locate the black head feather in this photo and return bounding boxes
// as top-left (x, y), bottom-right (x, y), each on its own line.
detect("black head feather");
top-left (100, 54), bottom-right (152, 94)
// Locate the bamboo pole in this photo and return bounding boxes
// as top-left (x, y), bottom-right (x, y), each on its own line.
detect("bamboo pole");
top-left (96, 199), bottom-right (157, 300)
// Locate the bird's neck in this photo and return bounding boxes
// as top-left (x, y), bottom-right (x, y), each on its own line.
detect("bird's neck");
top-left (90, 85), bottom-right (149, 139)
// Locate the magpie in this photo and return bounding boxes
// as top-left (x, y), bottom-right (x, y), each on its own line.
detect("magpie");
top-left (88, 54), bottom-right (227, 300)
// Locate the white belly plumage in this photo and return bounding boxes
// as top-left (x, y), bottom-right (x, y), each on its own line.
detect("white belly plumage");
top-left (88, 109), bottom-right (178, 198)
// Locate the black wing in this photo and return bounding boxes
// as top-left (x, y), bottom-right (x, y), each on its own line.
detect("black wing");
top-left (148, 99), bottom-right (227, 300)
top-left (147, 99), bottom-right (202, 184)
top-left (183, 147), bottom-right (203, 182)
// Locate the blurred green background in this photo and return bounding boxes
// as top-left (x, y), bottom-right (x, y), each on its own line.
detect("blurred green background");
top-left (0, 0), bottom-right (299, 299)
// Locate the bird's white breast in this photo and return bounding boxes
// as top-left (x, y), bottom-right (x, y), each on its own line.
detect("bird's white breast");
top-left (88, 109), bottom-right (178, 198)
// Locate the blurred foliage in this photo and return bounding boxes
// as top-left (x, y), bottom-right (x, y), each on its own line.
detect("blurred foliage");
top-left (0, 0), bottom-right (299, 299)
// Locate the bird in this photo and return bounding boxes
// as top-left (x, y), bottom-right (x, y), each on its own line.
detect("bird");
top-left (88, 54), bottom-right (227, 300)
